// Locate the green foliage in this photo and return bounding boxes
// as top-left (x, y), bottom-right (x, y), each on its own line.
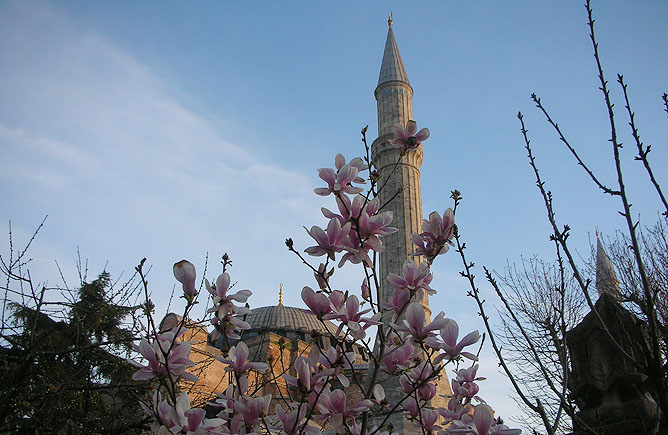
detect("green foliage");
top-left (0, 273), bottom-right (149, 434)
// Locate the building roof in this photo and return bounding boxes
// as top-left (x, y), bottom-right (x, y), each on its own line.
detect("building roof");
top-left (244, 304), bottom-right (338, 336)
top-left (377, 19), bottom-right (410, 87)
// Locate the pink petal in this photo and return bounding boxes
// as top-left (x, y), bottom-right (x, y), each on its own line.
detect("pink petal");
top-left (415, 127), bottom-right (430, 142)
top-left (405, 120), bottom-right (417, 136)
top-left (335, 153), bottom-right (346, 170)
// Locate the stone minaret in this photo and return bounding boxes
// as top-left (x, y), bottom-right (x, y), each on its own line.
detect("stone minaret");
top-left (369, 16), bottom-right (449, 433)
top-left (371, 14), bottom-right (430, 321)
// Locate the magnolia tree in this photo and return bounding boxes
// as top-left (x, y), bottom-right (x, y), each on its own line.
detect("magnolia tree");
top-left (131, 122), bottom-right (521, 435)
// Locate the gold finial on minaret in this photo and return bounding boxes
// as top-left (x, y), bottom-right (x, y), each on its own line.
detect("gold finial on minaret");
top-left (278, 283), bottom-right (284, 306)
top-left (596, 226), bottom-right (600, 237)
top-left (388, 12), bottom-right (393, 27)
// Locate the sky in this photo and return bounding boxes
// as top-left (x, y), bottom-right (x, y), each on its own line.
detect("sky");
top-left (1, 0), bottom-right (667, 427)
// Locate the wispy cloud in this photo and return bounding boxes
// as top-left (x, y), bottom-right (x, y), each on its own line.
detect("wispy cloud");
top-left (0, 1), bottom-right (323, 315)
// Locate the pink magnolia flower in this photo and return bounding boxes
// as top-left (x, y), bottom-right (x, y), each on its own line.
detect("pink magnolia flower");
top-left (380, 287), bottom-right (411, 316)
top-left (419, 408), bottom-right (441, 432)
top-left (399, 361), bottom-right (436, 396)
top-left (167, 392), bottom-right (224, 434)
top-left (423, 208), bottom-right (455, 242)
top-left (417, 382), bottom-right (437, 402)
top-left (389, 120), bottom-right (429, 155)
top-left (436, 319), bottom-right (480, 361)
top-left (355, 199), bottom-right (397, 249)
top-left (313, 346), bottom-right (356, 387)
top-left (439, 397), bottom-right (472, 425)
top-left (323, 195), bottom-right (397, 267)
top-left (304, 218), bottom-right (351, 260)
top-left (210, 310), bottom-right (251, 341)
top-left (449, 365), bottom-right (484, 402)
top-left (317, 389), bottom-right (373, 431)
top-left (397, 302), bottom-right (447, 343)
top-left (275, 404), bottom-right (320, 435)
top-left (314, 263), bottom-right (332, 290)
top-left (218, 341), bottom-right (268, 374)
top-left (387, 259), bottom-right (435, 299)
top-left (334, 153), bottom-right (368, 182)
top-left (132, 328), bottom-right (197, 382)
top-left (447, 404), bottom-right (521, 435)
top-left (402, 397), bottom-right (420, 418)
top-left (326, 295), bottom-right (380, 340)
top-left (361, 278), bottom-right (370, 301)
top-left (173, 260), bottom-right (197, 300)
top-left (328, 290), bottom-right (346, 311)
top-left (301, 286), bottom-right (331, 318)
top-left (314, 155), bottom-right (365, 197)
top-left (381, 340), bottom-right (416, 374)
top-left (457, 364), bottom-right (485, 384)
top-left (206, 272), bottom-right (252, 305)
top-left (283, 356), bottom-right (314, 394)
top-left (233, 394), bottom-right (272, 432)
top-left (412, 208), bottom-right (455, 261)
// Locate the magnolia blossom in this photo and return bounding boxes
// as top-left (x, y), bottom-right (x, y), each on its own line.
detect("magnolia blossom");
top-left (387, 259), bottom-right (435, 299)
top-left (412, 208), bottom-right (456, 261)
top-left (314, 263), bottom-right (332, 290)
top-left (304, 218), bottom-right (351, 260)
top-left (381, 286), bottom-right (411, 316)
top-left (316, 389), bottom-right (373, 432)
top-left (301, 286), bottom-right (332, 318)
top-left (424, 318), bottom-right (480, 361)
top-left (173, 260), bottom-right (197, 300)
top-left (206, 270), bottom-right (252, 342)
top-left (314, 154), bottom-right (366, 197)
top-left (312, 345), bottom-right (356, 388)
top-left (218, 341), bottom-right (268, 374)
top-left (334, 153), bottom-right (368, 182)
top-left (132, 328), bottom-right (197, 382)
top-left (446, 404), bottom-right (521, 435)
top-left (396, 302), bottom-right (447, 343)
top-left (326, 295), bottom-right (381, 340)
top-left (206, 272), bottom-right (251, 304)
top-left (322, 195), bottom-right (396, 267)
top-left (381, 340), bottom-right (416, 374)
top-left (275, 404), bottom-right (321, 435)
top-left (389, 120), bottom-right (430, 155)
top-left (163, 392), bottom-right (224, 434)
top-left (420, 408), bottom-right (441, 432)
top-left (283, 356), bottom-right (315, 394)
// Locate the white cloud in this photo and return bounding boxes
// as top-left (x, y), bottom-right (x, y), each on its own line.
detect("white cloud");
top-left (0, 1), bottom-right (322, 318)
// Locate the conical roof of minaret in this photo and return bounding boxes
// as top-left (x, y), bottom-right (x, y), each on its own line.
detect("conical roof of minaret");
top-left (596, 233), bottom-right (621, 300)
top-left (377, 15), bottom-right (410, 87)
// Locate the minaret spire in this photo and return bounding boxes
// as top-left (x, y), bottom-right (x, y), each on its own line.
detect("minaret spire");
top-left (377, 17), bottom-right (410, 96)
top-left (595, 232), bottom-right (621, 300)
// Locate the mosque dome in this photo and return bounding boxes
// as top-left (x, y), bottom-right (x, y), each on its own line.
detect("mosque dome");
top-left (208, 303), bottom-right (340, 350)
top-left (243, 305), bottom-right (338, 337)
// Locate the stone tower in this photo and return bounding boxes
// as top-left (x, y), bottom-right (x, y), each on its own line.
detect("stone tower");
top-left (371, 15), bottom-right (430, 322)
top-left (369, 16), bottom-right (450, 433)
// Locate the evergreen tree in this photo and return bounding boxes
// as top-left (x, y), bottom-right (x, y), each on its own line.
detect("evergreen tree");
top-left (0, 273), bottom-right (149, 434)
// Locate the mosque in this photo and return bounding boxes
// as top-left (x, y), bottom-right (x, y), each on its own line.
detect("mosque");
top-left (168, 16), bottom-right (451, 432)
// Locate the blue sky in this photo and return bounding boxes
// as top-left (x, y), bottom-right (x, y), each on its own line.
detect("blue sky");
top-left (1, 0), bottom-right (667, 426)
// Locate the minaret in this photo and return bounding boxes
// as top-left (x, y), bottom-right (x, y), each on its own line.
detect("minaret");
top-left (369, 17), bottom-right (449, 433)
top-left (371, 15), bottom-right (430, 320)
